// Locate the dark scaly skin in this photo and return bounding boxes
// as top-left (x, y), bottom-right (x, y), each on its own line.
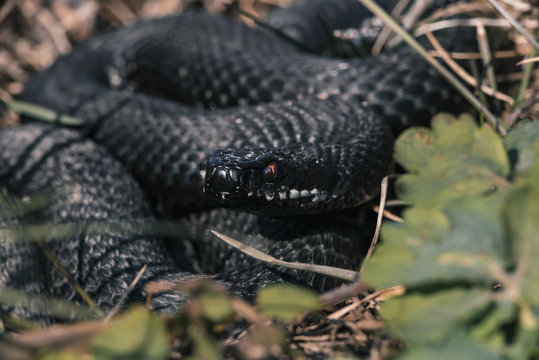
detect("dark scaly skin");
top-left (0, 1), bottom-right (477, 325)
top-left (0, 125), bottom-right (190, 321)
top-left (267, 0), bottom-right (459, 55)
top-left (266, 0), bottom-right (395, 54)
top-left (0, 124), bottom-right (367, 321)
top-left (19, 9), bottom-right (473, 211)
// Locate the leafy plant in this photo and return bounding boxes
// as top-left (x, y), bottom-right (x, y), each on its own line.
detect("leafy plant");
top-left (362, 114), bottom-right (539, 359)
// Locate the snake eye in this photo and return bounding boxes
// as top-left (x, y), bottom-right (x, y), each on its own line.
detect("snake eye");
top-left (263, 162), bottom-right (277, 182)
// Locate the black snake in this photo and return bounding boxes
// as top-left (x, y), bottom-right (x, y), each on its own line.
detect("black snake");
top-left (0, 0), bottom-right (477, 325)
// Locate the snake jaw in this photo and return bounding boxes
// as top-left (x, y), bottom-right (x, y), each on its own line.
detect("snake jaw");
top-left (204, 147), bottom-right (342, 216)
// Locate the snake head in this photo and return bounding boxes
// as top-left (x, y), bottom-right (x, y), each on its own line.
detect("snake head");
top-left (203, 145), bottom-right (357, 217)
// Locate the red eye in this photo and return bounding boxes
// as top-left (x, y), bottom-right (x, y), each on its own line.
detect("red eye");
top-left (263, 162), bottom-right (277, 182)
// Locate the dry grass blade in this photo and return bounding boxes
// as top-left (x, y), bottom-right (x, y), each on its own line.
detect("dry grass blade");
top-left (210, 230), bottom-right (359, 281)
top-left (429, 49), bottom-right (518, 60)
top-left (319, 282), bottom-right (367, 306)
top-left (371, 0), bottom-right (411, 54)
top-left (356, 0), bottom-right (505, 135)
top-left (365, 176), bottom-right (389, 261)
top-left (360, 285), bottom-right (406, 303)
top-left (0, 192), bottom-right (102, 315)
top-left (516, 56), bottom-right (539, 66)
top-left (327, 297), bottom-right (362, 319)
top-left (421, 1), bottom-right (492, 23)
top-left (384, 199), bottom-right (407, 207)
top-left (513, 43), bottom-right (537, 112)
top-left (487, 0), bottom-right (539, 51)
top-left (422, 26), bottom-right (514, 105)
top-left (231, 298), bottom-right (267, 325)
top-left (0, 0), bottom-right (16, 25)
top-left (476, 24), bottom-right (499, 99)
top-left (498, 0), bottom-right (531, 12)
top-left (417, 18), bottom-right (513, 34)
top-left (372, 205), bottom-right (403, 222)
top-left (104, 264), bottom-right (147, 322)
top-left (34, 7), bottom-right (72, 54)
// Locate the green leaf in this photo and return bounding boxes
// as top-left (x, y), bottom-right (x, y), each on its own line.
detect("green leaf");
top-left (503, 141), bottom-right (539, 313)
top-left (256, 284), bottom-right (321, 322)
top-left (397, 333), bottom-right (503, 360)
top-left (91, 306), bottom-right (169, 360)
top-left (363, 193), bottom-right (506, 289)
top-left (362, 116), bottom-right (539, 358)
top-left (186, 323), bottom-right (222, 360)
top-left (382, 288), bottom-right (491, 346)
top-left (39, 350), bottom-right (82, 360)
top-left (504, 121), bottom-right (539, 173)
top-left (394, 114), bottom-right (510, 208)
top-left (197, 291), bottom-right (234, 322)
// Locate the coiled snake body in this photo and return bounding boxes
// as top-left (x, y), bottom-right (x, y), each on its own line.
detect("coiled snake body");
top-left (0, 0), bottom-right (475, 323)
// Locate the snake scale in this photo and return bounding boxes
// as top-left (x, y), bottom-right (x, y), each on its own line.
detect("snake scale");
top-left (0, 0), bottom-right (478, 325)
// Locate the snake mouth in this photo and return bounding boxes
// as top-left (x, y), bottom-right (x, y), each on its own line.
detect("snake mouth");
top-left (204, 159), bottom-right (331, 215)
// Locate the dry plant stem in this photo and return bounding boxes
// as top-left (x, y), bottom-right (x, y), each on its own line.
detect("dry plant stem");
top-left (326, 297), bottom-right (362, 320)
top-left (372, 205), bottom-right (403, 222)
top-left (319, 282), bottom-right (367, 307)
top-left (416, 18), bottom-right (513, 35)
top-left (516, 56), bottom-right (539, 66)
top-left (104, 264), bottom-right (148, 322)
top-left (365, 176), bottom-right (388, 261)
top-left (36, 242), bottom-right (99, 311)
top-left (356, 0), bottom-right (505, 135)
top-left (469, 57), bottom-right (490, 119)
top-left (370, 342), bottom-right (383, 360)
top-left (371, 0), bottom-right (411, 54)
top-left (0, 0), bottom-right (16, 25)
top-left (35, 7), bottom-right (72, 54)
top-left (423, 26), bottom-right (514, 105)
top-left (477, 24), bottom-right (498, 95)
top-left (386, 0), bottom-right (438, 49)
top-left (384, 199), bottom-right (408, 207)
top-left (487, 0), bottom-right (539, 51)
top-left (496, 70), bottom-right (539, 83)
top-left (421, 2), bottom-right (491, 24)
top-left (360, 285), bottom-right (405, 303)
top-left (101, 0), bottom-right (137, 24)
top-left (0, 192), bottom-right (102, 315)
top-left (210, 230), bottom-right (359, 281)
top-left (232, 298), bottom-right (267, 325)
top-left (498, 0), bottom-right (531, 12)
top-left (400, 0), bottom-right (433, 29)
top-left (51, 0), bottom-right (99, 34)
top-left (514, 39), bottom-right (538, 110)
top-left (429, 49), bottom-right (517, 60)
